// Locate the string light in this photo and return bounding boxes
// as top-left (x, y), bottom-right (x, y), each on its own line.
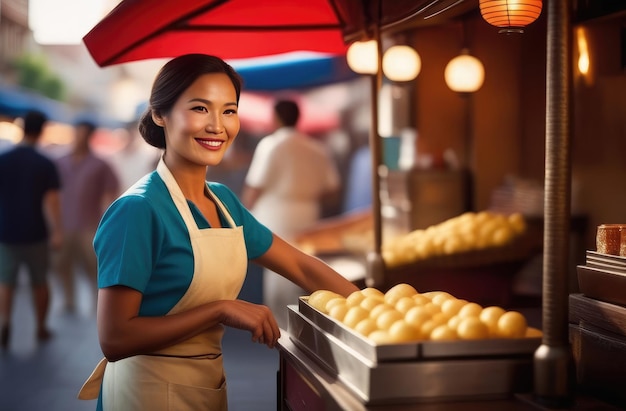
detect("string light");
top-left (347, 41), bottom-right (421, 82)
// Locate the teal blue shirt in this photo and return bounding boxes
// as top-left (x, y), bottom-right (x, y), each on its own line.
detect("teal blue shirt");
top-left (93, 171), bottom-right (273, 316)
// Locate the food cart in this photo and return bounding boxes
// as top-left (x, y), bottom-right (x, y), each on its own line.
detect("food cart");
top-left (277, 1), bottom-right (626, 409)
top-left (81, 0), bottom-right (626, 409)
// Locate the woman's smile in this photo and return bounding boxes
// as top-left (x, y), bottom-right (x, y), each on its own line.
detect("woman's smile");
top-left (195, 138), bottom-right (224, 151)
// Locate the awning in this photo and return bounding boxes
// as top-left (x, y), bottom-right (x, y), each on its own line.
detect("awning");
top-left (231, 52), bottom-right (357, 91)
top-left (0, 84), bottom-right (73, 123)
top-left (0, 84), bottom-right (128, 129)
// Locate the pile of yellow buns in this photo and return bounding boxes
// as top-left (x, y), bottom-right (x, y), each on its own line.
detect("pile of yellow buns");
top-left (382, 211), bottom-right (527, 268)
top-left (307, 283), bottom-right (541, 344)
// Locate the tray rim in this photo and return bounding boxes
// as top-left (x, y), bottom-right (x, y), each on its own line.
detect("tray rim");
top-left (578, 263), bottom-right (626, 278)
top-left (586, 250), bottom-right (626, 267)
top-left (585, 260), bottom-right (626, 274)
top-left (297, 297), bottom-right (541, 363)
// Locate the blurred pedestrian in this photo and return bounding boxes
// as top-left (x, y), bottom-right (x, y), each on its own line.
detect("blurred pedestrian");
top-left (0, 110), bottom-right (62, 349)
top-left (107, 120), bottom-right (160, 192)
top-left (343, 142), bottom-right (372, 213)
top-left (54, 120), bottom-right (119, 313)
top-left (241, 99), bottom-right (341, 328)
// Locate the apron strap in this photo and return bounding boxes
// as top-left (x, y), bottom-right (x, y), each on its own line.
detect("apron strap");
top-left (206, 187), bottom-right (237, 228)
top-left (77, 357), bottom-right (108, 400)
top-left (157, 158), bottom-right (238, 230)
top-left (156, 158), bottom-right (199, 231)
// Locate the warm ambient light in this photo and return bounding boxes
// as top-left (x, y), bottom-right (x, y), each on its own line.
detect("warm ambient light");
top-left (576, 27), bottom-right (590, 76)
top-left (382, 45), bottom-right (421, 82)
top-left (479, 0), bottom-right (543, 34)
top-left (348, 41), bottom-right (421, 82)
top-left (0, 121), bottom-right (23, 144)
top-left (444, 50), bottom-right (485, 93)
top-left (346, 40), bottom-right (378, 75)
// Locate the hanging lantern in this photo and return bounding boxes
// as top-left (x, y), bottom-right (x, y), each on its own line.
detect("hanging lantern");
top-left (346, 40), bottom-right (378, 74)
top-left (445, 50), bottom-right (485, 93)
top-left (479, 0), bottom-right (543, 34)
top-left (382, 45), bottom-right (421, 82)
top-left (348, 41), bottom-right (421, 82)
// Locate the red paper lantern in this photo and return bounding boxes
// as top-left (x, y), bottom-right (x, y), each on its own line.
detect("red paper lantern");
top-left (479, 0), bottom-right (543, 33)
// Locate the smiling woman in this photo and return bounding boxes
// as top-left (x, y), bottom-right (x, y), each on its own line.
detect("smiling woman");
top-left (29, 0), bottom-right (110, 45)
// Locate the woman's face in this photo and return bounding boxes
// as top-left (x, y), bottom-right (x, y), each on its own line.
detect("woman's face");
top-left (154, 72), bottom-right (240, 169)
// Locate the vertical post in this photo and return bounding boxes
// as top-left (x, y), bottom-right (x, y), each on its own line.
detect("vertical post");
top-left (365, 20), bottom-right (385, 289)
top-left (533, 0), bottom-right (575, 406)
top-left (463, 93), bottom-right (476, 212)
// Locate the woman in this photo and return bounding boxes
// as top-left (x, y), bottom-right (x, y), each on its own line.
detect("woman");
top-left (78, 54), bottom-right (358, 411)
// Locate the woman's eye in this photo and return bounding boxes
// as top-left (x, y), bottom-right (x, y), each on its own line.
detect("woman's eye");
top-left (192, 106), bottom-right (207, 112)
top-left (224, 109), bottom-right (238, 115)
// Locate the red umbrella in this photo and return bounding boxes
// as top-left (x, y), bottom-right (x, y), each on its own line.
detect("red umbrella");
top-left (82, 0), bottom-right (465, 66)
top-left (83, 0), bottom-right (360, 66)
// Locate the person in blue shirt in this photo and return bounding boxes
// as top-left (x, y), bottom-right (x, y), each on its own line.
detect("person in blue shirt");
top-left (0, 110), bottom-right (62, 350)
top-left (78, 54), bottom-right (358, 411)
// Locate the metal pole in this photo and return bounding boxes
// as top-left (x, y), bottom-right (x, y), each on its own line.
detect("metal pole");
top-left (365, 20), bottom-right (385, 289)
top-left (533, 0), bottom-right (575, 406)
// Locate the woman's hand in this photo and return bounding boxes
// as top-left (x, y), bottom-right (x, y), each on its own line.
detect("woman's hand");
top-left (216, 300), bottom-right (281, 348)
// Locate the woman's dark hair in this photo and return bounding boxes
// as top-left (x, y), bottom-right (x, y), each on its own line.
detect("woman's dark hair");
top-left (138, 54), bottom-right (243, 149)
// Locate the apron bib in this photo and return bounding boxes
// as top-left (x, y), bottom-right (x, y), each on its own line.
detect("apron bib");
top-left (79, 159), bottom-right (247, 411)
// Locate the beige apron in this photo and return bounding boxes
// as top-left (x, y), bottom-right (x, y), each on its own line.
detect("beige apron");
top-left (79, 159), bottom-right (247, 411)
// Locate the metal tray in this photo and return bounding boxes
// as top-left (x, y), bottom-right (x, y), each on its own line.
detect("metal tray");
top-left (586, 251), bottom-right (626, 274)
top-left (569, 293), bottom-right (626, 338)
top-left (287, 305), bottom-right (534, 404)
top-left (577, 264), bottom-right (626, 306)
top-left (298, 297), bottom-right (541, 364)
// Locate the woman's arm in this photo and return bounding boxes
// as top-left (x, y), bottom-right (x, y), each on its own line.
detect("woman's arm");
top-left (253, 234), bottom-right (360, 298)
top-left (97, 286), bottom-right (280, 362)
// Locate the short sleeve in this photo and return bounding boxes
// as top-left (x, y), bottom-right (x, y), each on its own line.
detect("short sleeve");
top-left (94, 194), bottom-right (162, 292)
top-left (244, 137), bottom-right (274, 189)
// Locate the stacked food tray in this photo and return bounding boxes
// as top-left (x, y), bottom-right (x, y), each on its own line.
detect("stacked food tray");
top-left (576, 251), bottom-right (626, 306)
top-left (570, 250), bottom-right (626, 407)
top-left (287, 297), bottom-right (541, 405)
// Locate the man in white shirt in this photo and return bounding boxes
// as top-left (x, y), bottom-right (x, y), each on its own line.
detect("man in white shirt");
top-left (242, 99), bottom-right (340, 327)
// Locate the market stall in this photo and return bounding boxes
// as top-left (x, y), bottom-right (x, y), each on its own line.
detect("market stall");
top-left (281, 0), bottom-right (624, 409)
top-left (82, 0), bottom-right (626, 409)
